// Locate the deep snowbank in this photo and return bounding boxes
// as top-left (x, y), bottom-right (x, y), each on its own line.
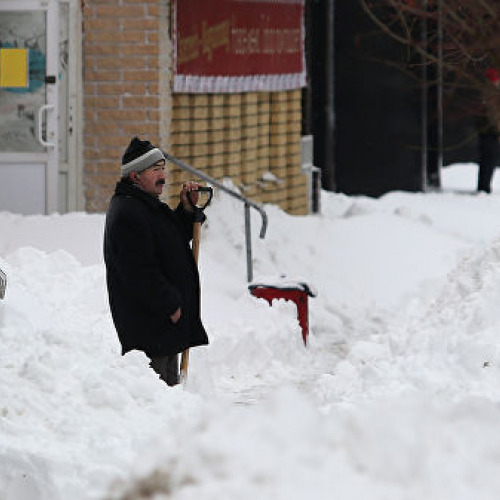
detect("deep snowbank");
top-left (2, 164), bottom-right (500, 499)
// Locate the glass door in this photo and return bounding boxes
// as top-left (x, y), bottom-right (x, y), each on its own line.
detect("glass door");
top-left (0, 0), bottom-right (59, 214)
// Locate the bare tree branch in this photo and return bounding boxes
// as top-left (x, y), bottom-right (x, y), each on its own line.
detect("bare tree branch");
top-left (360, 0), bottom-right (500, 119)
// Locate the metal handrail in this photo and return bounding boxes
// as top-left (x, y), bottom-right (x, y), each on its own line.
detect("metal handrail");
top-left (163, 152), bottom-right (268, 282)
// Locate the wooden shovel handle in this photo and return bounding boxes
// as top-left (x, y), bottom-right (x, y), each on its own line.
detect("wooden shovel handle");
top-left (180, 221), bottom-right (202, 383)
top-left (191, 222), bottom-right (202, 265)
top-left (180, 349), bottom-right (190, 382)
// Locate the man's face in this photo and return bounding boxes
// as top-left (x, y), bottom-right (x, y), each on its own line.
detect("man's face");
top-left (133, 160), bottom-right (166, 196)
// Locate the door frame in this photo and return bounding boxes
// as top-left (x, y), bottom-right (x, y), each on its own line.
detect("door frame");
top-left (0, 0), bottom-right (83, 214)
top-left (59, 0), bottom-right (84, 212)
top-left (0, 0), bottom-right (58, 213)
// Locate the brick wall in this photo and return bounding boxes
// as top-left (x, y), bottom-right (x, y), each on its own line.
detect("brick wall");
top-left (82, 0), bottom-right (163, 212)
top-left (167, 89), bottom-right (309, 215)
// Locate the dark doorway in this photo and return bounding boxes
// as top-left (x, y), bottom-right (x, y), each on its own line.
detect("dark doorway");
top-left (332, 0), bottom-right (425, 196)
top-left (307, 0), bottom-right (475, 196)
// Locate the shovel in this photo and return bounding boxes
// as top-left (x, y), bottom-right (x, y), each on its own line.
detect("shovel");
top-left (180, 186), bottom-right (213, 383)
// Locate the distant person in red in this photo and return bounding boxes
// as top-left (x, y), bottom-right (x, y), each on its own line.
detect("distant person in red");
top-left (476, 68), bottom-right (500, 194)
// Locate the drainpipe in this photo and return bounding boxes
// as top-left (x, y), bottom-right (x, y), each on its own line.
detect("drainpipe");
top-left (323, 0), bottom-right (336, 191)
top-left (435, 0), bottom-right (443, 187)
top-left (421, 0), bottom-right (428, 189)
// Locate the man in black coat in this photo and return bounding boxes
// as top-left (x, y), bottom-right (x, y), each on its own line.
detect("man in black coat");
top-left (477, 68), bottom-right (500, 194)
top-left (104, 137), bottom-right (209, 386)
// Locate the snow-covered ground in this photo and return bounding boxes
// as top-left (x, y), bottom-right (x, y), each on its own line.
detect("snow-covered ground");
top-left (1, 163), bottom-right (500, 500)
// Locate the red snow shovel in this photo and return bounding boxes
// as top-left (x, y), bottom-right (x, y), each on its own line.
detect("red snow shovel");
top-left (180, 186), bottom-right (213, 383)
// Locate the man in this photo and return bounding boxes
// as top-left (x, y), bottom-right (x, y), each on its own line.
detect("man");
top-left (477, 68), bottom-right (500, 194)
top-left (104, 137), bottom-right (209, 386)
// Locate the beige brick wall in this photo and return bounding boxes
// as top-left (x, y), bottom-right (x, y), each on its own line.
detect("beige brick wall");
top-left (83, 0), bottom-right (309, 215)
top-left (82, 0), bottom-right (163, 212)
top-left (167, 89), bottom-right (309, 215)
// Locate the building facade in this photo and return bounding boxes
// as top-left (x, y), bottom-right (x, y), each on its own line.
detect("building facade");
top-left (0, 0), bottom-right (311, 216)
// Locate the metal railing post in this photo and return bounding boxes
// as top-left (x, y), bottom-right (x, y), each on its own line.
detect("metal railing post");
top-left (244, 203), bottom-right (253, 282)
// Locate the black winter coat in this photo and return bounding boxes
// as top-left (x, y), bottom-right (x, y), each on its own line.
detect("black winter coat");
top-left (104, 178), bottom-right (209, 356)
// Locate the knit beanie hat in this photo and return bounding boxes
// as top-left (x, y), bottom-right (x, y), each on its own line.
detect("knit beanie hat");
top-left (121, 137), bottom-right (165, 177)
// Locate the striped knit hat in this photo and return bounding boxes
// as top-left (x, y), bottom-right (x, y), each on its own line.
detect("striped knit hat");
top-left (121, 137), bottom-right (165, 177)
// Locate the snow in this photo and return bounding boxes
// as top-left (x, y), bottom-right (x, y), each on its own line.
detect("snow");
top-left (1, 162), bottom-right (500, 499)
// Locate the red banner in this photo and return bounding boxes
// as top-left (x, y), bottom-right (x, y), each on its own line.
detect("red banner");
top-left (173, 0), bottom-right (306, 93)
